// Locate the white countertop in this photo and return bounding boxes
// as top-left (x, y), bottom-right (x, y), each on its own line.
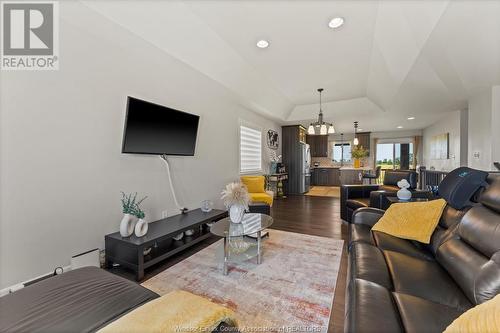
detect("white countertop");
top-left (339, 167), bottom-right (372, 171)
top-left (311, 166), bottom-right (339, 169)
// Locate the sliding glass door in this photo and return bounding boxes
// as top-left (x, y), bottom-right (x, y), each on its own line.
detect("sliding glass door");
top-left (376, 142), bottom-right (414, 171)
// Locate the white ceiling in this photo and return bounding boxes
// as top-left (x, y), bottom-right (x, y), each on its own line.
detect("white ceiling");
top-left (81, 0), bottom-right (500, 133)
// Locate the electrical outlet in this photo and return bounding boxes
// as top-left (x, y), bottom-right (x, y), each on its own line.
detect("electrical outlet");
top-left (161, 210), bottom-right (168, 219)
top-left (473, 151), bottom-right (480, 159)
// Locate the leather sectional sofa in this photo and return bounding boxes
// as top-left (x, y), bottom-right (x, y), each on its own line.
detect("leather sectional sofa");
top-left (341, 170), bottom-right (429, 222)
top-left (345, 173), bottom-right (500, 333)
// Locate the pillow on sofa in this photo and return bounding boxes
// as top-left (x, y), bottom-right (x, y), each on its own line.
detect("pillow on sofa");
top-left (241, 176), bottom-right (265, 193)
top-left (444, 293), bottom-right (500, 333)
top-left (371, 199), bottom-right (447, 244)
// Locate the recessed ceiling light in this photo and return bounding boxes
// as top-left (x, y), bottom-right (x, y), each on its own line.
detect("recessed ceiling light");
top-left (328, 17), bottom-right (345, 29)
top-left (397, 126), bottom-right (403, 129)
top-left (407, 116), bottom-right (415, 120)
top-left (256, 40), bottom-right (269, 48)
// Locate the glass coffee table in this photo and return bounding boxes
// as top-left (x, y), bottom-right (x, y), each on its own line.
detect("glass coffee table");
top-left (210, 213), bottom-right (273, 275)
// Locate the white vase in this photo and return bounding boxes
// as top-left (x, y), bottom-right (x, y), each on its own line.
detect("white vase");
top-left (397, 188), bottom-right (412, 201)
top-left (397, 179), bottom-right (412, 201)
top-left (120, 213), bottom-right (135, 237)
top-left (134, 218), bottom-right (148, 237)
top-left (229, 205), bottom-right (245, 223)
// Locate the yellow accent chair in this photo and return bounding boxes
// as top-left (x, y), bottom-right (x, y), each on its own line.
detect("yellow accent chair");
top-left (240, 175), bottom-right (274, 206)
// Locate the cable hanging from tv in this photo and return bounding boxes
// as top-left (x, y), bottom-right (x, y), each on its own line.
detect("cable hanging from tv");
top-left (160, 154), bottom-right (188, 214)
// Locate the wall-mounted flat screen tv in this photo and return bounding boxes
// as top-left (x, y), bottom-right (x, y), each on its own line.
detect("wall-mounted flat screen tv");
top-left (122, 97), bottom-right (200, 155)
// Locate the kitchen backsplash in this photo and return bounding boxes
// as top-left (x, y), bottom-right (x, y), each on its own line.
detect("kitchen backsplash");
top-left (311, 157), bottom-right (348, 167)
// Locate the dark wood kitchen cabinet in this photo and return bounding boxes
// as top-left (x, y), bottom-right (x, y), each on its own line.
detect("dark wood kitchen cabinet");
top-left (307, 135), bottom-right (328, 157)
top-left (311, 168), bottom-right (340, 186)
top-left (356, 132), bottom-right (371, 151)
top-left (328, 168), bottom-right (340, 186)
top-left (317, 168), bottom-right (329, 185)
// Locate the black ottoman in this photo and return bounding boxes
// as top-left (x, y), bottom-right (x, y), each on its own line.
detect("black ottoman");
top-left (248, 201), bottom-right (271, 215)
top-left (247, 201), bottom-right (270, 238)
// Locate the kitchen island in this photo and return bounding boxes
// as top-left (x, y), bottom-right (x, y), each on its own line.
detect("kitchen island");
top-left (339, 167), bottom-right (372, 185)
top-left (311, 166), bottom-right (371, 186)
top-left (311, 167), bottom-right (340, 186)
top-left (310, 166), bottom-right (372, 186)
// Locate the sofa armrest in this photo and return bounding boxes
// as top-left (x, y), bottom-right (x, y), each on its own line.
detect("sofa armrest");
top-left (265, 190), bottom-right (274, 207)
top-left (370, 190), bottom-right (397, 209)
top-left (352, 207), bottom-right (385, 227)
top-left (341, 184), bottom-right (381, 199)
top-left (341, 184), bottom-right (380, 221)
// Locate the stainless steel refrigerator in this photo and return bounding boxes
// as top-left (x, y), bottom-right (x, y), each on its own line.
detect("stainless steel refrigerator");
top-left (299, 143), bottom-right (311, 193)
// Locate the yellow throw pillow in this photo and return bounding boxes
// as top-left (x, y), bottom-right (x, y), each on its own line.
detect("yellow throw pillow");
top-left (241, 176), bottom-right (265, 193)
top-left (371, 198), bottom-right (447, 244)
top-left (444, 293), bottom-right (500, 333)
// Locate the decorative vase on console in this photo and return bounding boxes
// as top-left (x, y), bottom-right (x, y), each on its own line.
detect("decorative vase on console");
top-left (131, 197), bottom-right (148, 237)
top-left (134, 218), bottom-right (148, 237)
top-left (397, 179), bottom-right (412, 201)
top-left (221, 182), bottom-right (250, 224)
top-left (119, 213), bottom-right (135, 237)
top-left (120, 191), bottom-right (148, 237)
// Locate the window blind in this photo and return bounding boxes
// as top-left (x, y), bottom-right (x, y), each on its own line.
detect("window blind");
top-left (240, 125), bottom-right (262, 173)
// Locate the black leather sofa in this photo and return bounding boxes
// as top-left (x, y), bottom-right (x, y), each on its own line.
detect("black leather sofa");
top-left (341, 170), bottom-right (429, 222)
top-left (345, 173), bottom-right (500, 333)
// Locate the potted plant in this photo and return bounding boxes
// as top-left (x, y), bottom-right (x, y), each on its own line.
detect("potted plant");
top-left (120, 192), bottom-right (137, 237)
top-left (131, 204), bottom-right (148, 237)
top-left (269, 151), bottom-right (282, 174)
top-left (221, 182), bottom-right (250, 223)
top-left (351, 146), bottom-right (369, 168)
top-left (119, 192), bottom-right (147, 237)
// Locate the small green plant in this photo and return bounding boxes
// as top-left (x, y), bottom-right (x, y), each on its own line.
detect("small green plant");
top-left (121, 192), bottom-right (147, 217)
top-left (130, 205), bottom-right (145, 219)
top-left (351, 146), bottom-right (369, 159)
top-left (121, 192), bottom-right (137, 214)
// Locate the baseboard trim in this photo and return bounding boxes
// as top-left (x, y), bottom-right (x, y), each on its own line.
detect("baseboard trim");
top-left (0, 265), bottom-right (72, 297)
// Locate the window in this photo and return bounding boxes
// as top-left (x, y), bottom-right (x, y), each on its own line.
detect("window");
top-left (240, 125), bottom-right (262, 173)
top-left (332, 143), bottom-right (351, 163)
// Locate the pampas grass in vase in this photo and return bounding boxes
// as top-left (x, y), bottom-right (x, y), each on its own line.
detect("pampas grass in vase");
top-left (221, 182), bottom-right (250, 223)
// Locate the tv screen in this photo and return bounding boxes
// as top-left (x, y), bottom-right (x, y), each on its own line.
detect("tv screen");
top-left (122, 97), bottom-right (200, 155)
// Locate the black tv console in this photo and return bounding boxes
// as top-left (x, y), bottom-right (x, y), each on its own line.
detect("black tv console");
top-left (105, 208), bottom-right (227, 281)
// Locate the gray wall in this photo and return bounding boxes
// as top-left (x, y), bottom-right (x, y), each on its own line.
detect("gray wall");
top-left (492, 86), bottom-right (500, 165)
top-left (467, 86), bottom-right (500, 171)
top-left (422, 110), bottom-right (462, 171)
top-left (0, 2), bottom-right (280, 288)
top-left (421, 85), bottom-right (500, 172)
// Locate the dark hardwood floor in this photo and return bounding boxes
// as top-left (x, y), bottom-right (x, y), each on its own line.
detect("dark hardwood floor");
top-left (107, 195), bottom-right (348, 333)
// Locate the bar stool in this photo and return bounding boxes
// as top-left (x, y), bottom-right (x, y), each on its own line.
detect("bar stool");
top-left (363, 166), bottom-right (381, 184)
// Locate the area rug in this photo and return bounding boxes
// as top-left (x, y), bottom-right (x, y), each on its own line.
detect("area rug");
top-left (142, 229), bottom-right (344, 333)
top-left (305, 186), bottom-right (341, 198)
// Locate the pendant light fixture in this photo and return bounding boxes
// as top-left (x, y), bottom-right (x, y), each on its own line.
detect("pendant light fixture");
top-left (308, 88), bottom-right (335, 135)
top-left (353, 121), bottom-right (359, 146)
